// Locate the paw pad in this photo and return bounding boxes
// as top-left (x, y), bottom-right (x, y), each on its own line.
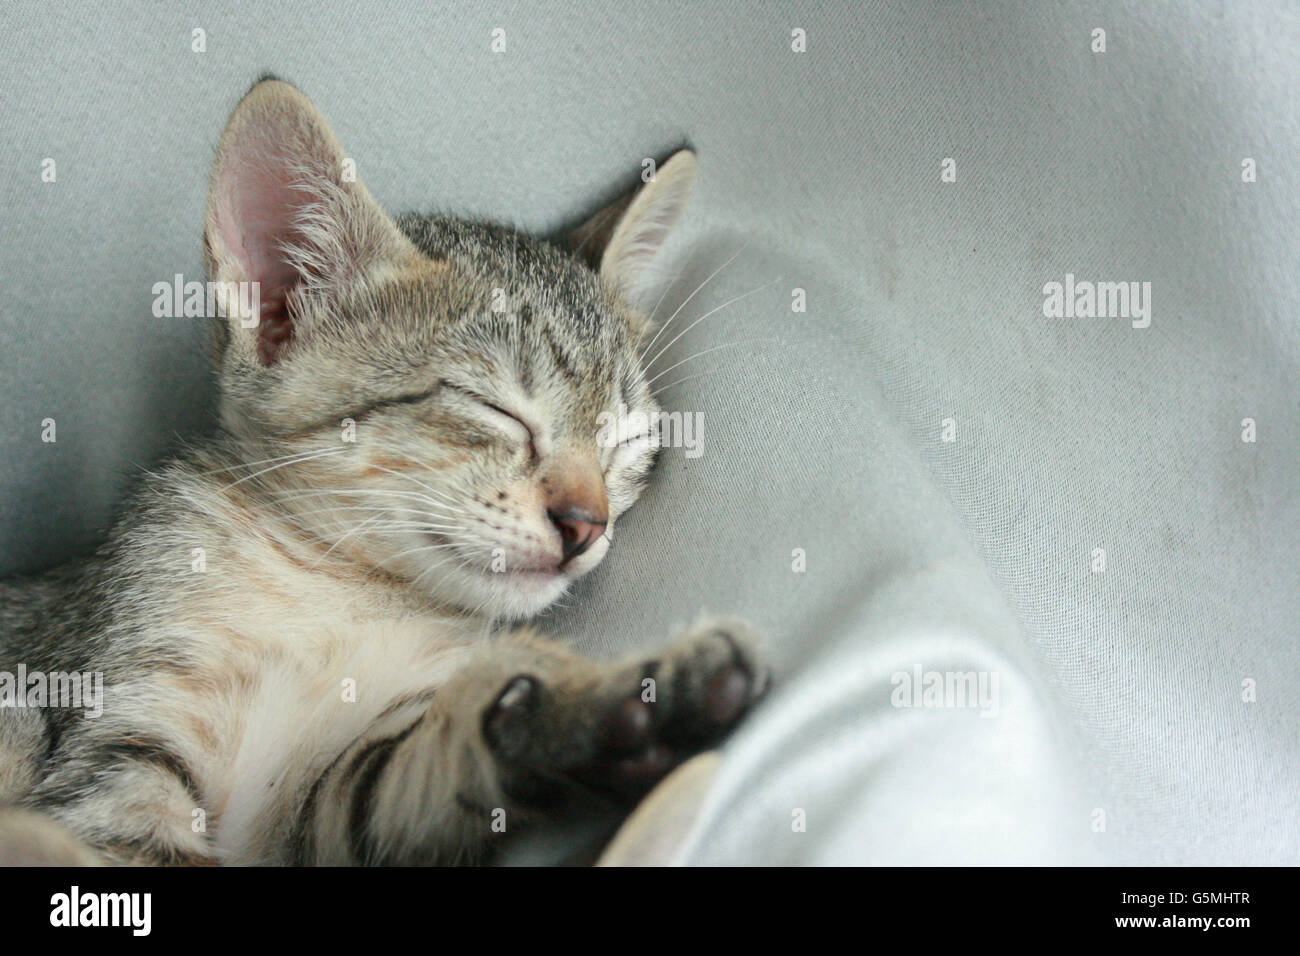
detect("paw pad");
top-left (483, 675), bottom-right (540, 753)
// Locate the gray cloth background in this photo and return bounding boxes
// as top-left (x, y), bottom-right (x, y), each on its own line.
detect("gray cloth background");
top-left (1, 1), bottom-right (1295, 864)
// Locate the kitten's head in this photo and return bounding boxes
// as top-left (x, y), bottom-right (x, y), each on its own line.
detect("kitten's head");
top-left (203, 79), bottom-right (695, 619)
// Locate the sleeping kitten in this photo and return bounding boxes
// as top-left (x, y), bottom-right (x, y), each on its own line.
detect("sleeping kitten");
top-left (0, 78), bottom-right (767, 865)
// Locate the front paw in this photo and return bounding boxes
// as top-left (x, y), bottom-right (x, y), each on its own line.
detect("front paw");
top-left (483, 619), bottom-right (769, 808)
top-left (639, 618), bottom-right (770, 746)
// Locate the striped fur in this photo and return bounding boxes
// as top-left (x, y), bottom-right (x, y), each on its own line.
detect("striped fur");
top-left (0, 79), bottom-right (764, 865)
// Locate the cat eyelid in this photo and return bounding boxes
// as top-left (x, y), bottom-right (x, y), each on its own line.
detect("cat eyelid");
top-left (438, 380), bottom-right (520, 421)
top-left (386, 388), bottom-right (439, 406)
top-left (439, 380), bottom-right (538, 455)
top-left (604, 429), bottom-right (656, 474)
top-left (354, 386), bottom-right (439, 417)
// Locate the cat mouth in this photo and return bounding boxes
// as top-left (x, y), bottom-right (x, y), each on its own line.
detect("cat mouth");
top-left (497, 567), bottom-right (563, 581)
top-left (438, 539), bottom-right (566, 581)
top-left (482, 561), bottom-right (566, 583)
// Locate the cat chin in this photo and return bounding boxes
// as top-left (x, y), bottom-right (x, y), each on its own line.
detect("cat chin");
top-left (424, 563), bottom-right (572, 620)
top-left (411, 533), bottom-right (613, 620)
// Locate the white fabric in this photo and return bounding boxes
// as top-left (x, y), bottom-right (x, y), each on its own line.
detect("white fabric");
top-left (0, 1), bottom-right (1295, 864)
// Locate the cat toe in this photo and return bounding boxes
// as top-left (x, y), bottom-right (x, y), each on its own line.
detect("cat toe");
top-left (482, 674), bottom-right (541, 759)
top-left (480, 627), bottom-right (770, 812)
top-left (658, 621), bottom-right (770, 744)
top-left (597, 692), bottom-right (655, 757)
top-left (703, 658), bottom-right (753, 727)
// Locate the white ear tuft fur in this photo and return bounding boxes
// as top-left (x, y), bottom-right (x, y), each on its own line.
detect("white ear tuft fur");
top-left (562, 150), bottom-right (697, 309)
top-left (599, 150), bottom-right (697, 306)
top-left (204, 79), bottom-right (415, 365)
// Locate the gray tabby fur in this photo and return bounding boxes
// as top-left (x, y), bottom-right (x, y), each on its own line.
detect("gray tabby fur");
top-left (0, 78), bottom-right (765, 865)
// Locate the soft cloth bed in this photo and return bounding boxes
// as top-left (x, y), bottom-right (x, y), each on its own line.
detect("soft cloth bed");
top-left (0, 0), bottom-right (1295, 864)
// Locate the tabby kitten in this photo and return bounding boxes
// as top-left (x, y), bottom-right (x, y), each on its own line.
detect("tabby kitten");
top-left (0, 78), bottom-right (766, 865)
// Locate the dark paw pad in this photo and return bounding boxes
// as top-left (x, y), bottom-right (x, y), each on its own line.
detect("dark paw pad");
top-left (482, 675), bottom-right (541, 759)
top-left (703, 659), bottom-right (753, 727)
top-left (482, 622), bottom-right (769, 810)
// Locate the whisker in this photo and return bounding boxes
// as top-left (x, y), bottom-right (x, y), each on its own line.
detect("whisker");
top-left (195, 447), bottom-right (346, 478)
top-left (222, 446), bottom-right (347, 490)
top-left (363, 463), bottom-right (462, 507)
top-left (644, 340), bottom-right (756, 388)
top-left (638, 242), bottom-right (750, 368)
top-left (268, 487), bottom-right (462, 515)
top-left (642, 263), bottom-right (687, 328)
top-left (409, 551), bottom-right (465, 590)
top-left (308, 512), bottom-right (389, 570)
top-left (641, 277), bottom-right (781, 376)
top-left (286, 502), bottom-right (460, 528)
top-left (383, 541), bottom-right (464, 567)
top-left (648, 369), bottom-right (715, 396)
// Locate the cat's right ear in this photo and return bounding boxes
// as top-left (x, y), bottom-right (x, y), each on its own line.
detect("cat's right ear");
top-left (204, 78), bottom-right (422, 366)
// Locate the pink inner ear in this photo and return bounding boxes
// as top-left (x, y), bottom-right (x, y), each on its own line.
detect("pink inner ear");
top-left (215, 144), bottom-right (315, 364)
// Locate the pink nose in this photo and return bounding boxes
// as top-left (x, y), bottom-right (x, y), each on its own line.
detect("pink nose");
top-left (548, 507), bottom-right (607, 565)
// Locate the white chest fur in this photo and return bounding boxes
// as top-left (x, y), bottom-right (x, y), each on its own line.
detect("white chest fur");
top-left (191, 592), bottom-right (482, 861)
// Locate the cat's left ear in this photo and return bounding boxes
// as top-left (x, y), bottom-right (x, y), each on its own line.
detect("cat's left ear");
top-left (562, 150), bottom-right (697, 307)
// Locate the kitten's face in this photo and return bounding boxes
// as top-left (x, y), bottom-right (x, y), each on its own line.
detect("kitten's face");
top-left (204, 80), bottom-right (694, 619)
top-left (231, 232), bottom-right (662, 618)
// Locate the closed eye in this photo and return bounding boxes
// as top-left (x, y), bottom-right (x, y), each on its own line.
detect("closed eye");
top-left (605, 430), bottom-right (656, 475)
top-left (358, 386), bottom-right (439, 415)
top-left (440, 380), bottom-right (537, 458)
